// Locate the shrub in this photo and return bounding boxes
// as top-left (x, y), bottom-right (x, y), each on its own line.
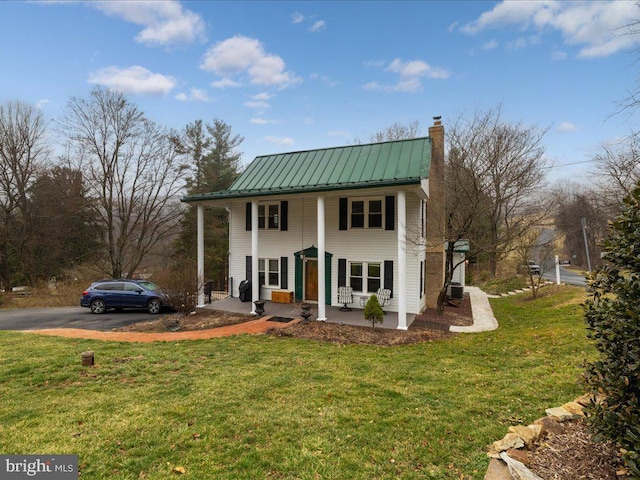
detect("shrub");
top-left (154, 259), bottom-right (200, 315)
top-left (363, 295), bottom-right (384, 328)
top-left (583, 183), bottom-right (640, 476)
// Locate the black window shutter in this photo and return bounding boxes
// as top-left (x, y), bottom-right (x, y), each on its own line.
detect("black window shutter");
top-left (246, 256), bottom-right (252, 280)
top-left (419, 261), bottom-right (424, 296)
top-left (384, 260), bottom-right (393, 297)
top-left (338, 258), bottom-right (347, 287)
top-left (246, 203), bottom-right (252, 231)
top-left (339, 198), bottom-right (348, 230)
top-left (281, 257), bottom-right (288, 289)
top-left (385, 196), bottom-right (395, 231)
top-left (280, 201), bottom-right (288, 231)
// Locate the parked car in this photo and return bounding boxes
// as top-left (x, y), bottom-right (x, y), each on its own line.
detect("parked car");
top-left (80, 279), bottom-right (169, 314)
top-left (518, 260), bottom-right (541, 276)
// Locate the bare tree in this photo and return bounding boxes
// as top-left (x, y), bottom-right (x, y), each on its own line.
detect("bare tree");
top-left (353, 120), bottom-right (423, 144)
top-left (449, 107), bottom-right (549, 277)
top-left (0, 100), bottom-right (49, 289)
top-left (58, 88), bottom-right (188, 278)
top-left (553, 181), bottom-right (607, 270)
top-left (512, 224), bottom-right (556, 297)
top-left (590, 136), bottom-right (640, 216)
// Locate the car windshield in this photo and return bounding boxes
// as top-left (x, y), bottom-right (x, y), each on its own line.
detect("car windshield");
top-left (136, 281), bottom-right (160, 291)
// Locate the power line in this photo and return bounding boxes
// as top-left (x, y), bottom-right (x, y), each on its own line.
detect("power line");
top-left (542, 159), bottom-right (595, 170)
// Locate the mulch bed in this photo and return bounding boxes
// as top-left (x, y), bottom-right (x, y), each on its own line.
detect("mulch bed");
top-left (528, 419), bottom-right (629, 479)
top-left (113, 310), bottom-right (255, 333)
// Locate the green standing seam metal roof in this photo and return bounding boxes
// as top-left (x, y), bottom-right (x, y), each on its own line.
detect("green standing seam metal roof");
top-left (182, 136), bottom-right (432, 203)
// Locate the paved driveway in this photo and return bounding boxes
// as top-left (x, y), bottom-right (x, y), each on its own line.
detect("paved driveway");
top-left (0, 307), bottom-right (159, 331)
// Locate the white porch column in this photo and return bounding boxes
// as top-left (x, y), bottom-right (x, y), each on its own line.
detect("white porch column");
top-left (397, 191), bottom-right (407, 330)
top-left (251, 201), bottom-right (259, 314)
top-left (197, 204), bottom-right (205, 307)
top-left (317, 195), bottom-right (327, 321)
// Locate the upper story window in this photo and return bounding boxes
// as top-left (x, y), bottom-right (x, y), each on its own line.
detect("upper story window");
top-left (350, 198), bottom-right (383, 229)
top-left (258, 204), bottom-right (279, 229)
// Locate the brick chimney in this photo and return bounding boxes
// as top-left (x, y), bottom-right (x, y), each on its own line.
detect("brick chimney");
top-left (425, 116), bottom-right (445, 309)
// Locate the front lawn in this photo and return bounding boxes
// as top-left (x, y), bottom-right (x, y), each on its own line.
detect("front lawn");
top-left (0, 285), bottom-right (592, 479)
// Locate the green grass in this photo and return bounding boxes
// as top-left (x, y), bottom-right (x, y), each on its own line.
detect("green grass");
top-left (0, 285), bottom-right (592, 479)
top-left (476, 275), bottom-right (528, 295)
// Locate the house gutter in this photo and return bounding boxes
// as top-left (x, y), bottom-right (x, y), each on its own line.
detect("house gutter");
top-left (181, 178), bottom-right (424, 204)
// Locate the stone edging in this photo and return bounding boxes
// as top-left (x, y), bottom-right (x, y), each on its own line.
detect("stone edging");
top-left (484, 394), bottom-right (591, 480)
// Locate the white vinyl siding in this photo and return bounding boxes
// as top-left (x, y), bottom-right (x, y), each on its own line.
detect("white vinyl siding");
top-left (227, 188), bottom-right (426, 314)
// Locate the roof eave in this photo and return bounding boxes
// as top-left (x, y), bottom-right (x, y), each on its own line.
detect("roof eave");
top-left (182, 178), bottom-right (423, 203)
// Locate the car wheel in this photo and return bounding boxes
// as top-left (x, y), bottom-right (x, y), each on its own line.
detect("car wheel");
top-left (147, 298), bottom-right (162, 314)
top-left (90, 299), bottom-right (106, 314)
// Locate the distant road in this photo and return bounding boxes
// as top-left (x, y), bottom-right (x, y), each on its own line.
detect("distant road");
top-left (542, 265), bottom-right (588, 287)
top-left (0, 307), bottom-right (158, 331)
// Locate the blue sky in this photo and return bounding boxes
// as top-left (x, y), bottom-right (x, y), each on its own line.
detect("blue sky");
top-left (2, 1), bottom-right (639, 184)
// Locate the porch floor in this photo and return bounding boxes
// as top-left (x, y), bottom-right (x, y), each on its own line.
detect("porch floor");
top-left (198, 296), bottom-right (415, 330)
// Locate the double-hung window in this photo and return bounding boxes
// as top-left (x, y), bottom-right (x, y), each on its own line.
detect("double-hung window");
top-left (350, 198), bottom-right (383, 229)
top-left (349, 261), bottom-right (382, 293)
top-left (259, 258), bottom-right (280, 287)
top-left (258, 204), bottom-right (279, 230)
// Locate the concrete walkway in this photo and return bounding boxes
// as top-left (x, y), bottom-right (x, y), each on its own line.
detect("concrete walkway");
top-left (449, 286), bottom-right (498, 333)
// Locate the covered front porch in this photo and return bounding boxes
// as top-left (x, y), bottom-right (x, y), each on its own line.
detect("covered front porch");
top-left (198, 296), bottom-right (416, 330)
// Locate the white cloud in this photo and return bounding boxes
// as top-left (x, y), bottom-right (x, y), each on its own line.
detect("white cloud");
top-left (557, 121), bottom-right (578, 133)
top-left (482, 39), bottom-right (499, 50)
top-left (211, 78), bottom-right (241, 89)
top-left (91, 0), bottom-right (206, 47)
top-left (201, 35), bottom-right (301, 89)
top-left (292, 12), bottom-right (305, 24)
top-left (88, 66), bottom-right (176, 95)
top-left (459, 0), bottom-right (640, 58)
top-left (264, 136), bottom-right (294, 147)
top-left (36, 99), bottom-right (50, 110)
top-left (244, 100), bottom-right (270, 109)
top-left (174, 87), bottom-right (211, 102)
top-left (364, 58), bottom-right (449, 93)
top-left (250, 118), bottom-right (279, 125)
top-left (252, 92), bottom-right (273, 101)
top-left (309, 20), bottom-right (326, 32)
top-left (309, 73), bottom-right (338, 87)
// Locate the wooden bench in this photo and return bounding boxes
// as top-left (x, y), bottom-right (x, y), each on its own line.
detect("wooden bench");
top-left (271, 290), bottom-right (294, 304)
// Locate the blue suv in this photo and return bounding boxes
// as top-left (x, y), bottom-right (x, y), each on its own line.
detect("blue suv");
top-left (80, 279), bottom-right (169, 314)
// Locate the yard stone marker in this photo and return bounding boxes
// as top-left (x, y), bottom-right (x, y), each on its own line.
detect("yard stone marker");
top-left (81, 351), bottom-right (94, 366)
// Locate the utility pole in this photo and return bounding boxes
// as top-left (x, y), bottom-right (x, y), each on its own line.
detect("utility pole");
top-left (581, 217), bottom-right (592, 274)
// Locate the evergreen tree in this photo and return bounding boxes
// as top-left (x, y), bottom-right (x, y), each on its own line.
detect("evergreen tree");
top-left (584, 182), bottom-right (640, 476)
top-left (173, 119), bottom-right (243, 288)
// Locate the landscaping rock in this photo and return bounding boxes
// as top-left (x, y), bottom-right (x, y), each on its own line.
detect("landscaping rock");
top-left (507, 425), bottom-right (539, 449)
top-left (561, 401), bottom-right (585, 417)
top-left (492, 433), bottom-right (525, 452)
top-left (533, 416), bottom-right (565, 436)
top-left (506, 448), bottom-right (532, 465)
top-left (545, 406), bottom-right (581, 421)
top-left (484, 458), bottom-right (514, 480)
top-left (500, 452), bottom-right (543, 480)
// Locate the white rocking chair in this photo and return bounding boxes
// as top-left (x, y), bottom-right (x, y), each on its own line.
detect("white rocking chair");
top-left (376, 288), bottom-right (392, 314)
top-left (338, 286), bottom-right (354, 311)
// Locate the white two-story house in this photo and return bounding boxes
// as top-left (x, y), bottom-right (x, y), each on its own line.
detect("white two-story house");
top-left (183, 117), bottom-right (446, 330)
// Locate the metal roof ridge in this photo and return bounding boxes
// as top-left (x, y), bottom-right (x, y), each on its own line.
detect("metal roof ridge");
top-left (253, 136), bottom-right (431, 159)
